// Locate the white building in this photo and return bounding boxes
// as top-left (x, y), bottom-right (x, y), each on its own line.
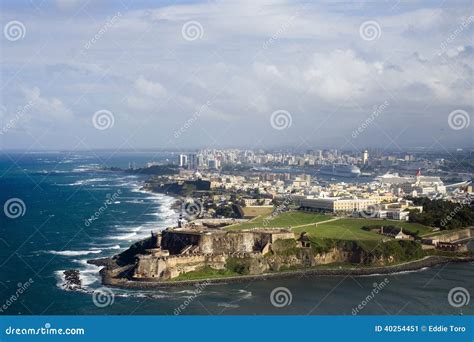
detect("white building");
top-left (300, 197), bottom-right (380, 213)
top-left (377, 172), bottom-right (445, 196)
top-left (179, 154), bottom-right (188, 167)
top-left (363, 150), bottom-right (369, 164)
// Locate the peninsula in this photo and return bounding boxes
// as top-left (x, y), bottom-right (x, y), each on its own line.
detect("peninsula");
top-left (86, 149), bottom-right (474, 288)
top-left (88, 211), bottom-right (474, 288)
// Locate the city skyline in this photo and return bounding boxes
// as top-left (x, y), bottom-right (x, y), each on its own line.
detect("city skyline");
top-left (0, 0), bottom-right (472, 151)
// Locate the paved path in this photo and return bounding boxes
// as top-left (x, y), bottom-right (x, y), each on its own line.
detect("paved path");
top-left (290, 217), bottom-right (341, 229)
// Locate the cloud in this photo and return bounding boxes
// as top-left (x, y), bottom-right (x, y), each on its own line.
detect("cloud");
top-left (126, 76), bottom-right (167, 111)
top-left (0, 0), bottom-right (472, 149)
top-left (302, 49), bottom-right (378, 101)
top-left (135, 76), bottom-right (166, 98)
top-left (22, 86), bottom-right (74, 122)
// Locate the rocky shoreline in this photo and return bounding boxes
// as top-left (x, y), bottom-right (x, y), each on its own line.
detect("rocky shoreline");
top-left (92, 255), bottom-right (474, 289)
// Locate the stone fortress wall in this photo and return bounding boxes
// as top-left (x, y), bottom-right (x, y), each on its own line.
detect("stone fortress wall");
top-left (132, 228), bottom-right (295, 280)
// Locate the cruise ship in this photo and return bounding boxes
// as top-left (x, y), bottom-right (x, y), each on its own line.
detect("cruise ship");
top-left (318, 164), bottom-right (361, 178)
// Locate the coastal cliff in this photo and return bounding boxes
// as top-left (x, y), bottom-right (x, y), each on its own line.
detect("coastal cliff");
top-left (87, 225), bottom-right (474, 288)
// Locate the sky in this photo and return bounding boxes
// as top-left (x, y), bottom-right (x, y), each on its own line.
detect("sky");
top-left (0, 0), bottom-right (473, 151)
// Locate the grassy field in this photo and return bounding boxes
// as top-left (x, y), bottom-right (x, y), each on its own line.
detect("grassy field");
top-left (293, 218), bottom-right (434, 240)
top-left (170, 266), bottom-right (239, 281)
top-left (226, 211), bottom-right (330, 230)
top-left (226, 209), bottom-right (435, 241)
top-left (295, 218), bottom-right (432, 238)
top-left (293, 221), bottom-right (383, 240)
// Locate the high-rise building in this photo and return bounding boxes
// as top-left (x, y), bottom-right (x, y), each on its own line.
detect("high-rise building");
top-left (188, 153), bottom-right (197, 170)
top-left (363, 150), bottom-right (369, 164)
top-left (197, 154), bottom-right (205, 168)
top-left (208, 159), bottom-right (217, 169)
top-left (179, 154), bottom-right (188, 167)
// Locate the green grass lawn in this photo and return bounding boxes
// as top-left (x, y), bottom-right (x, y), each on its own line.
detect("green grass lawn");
top-left (293, 218), bottom-right (434, 240)
top-left (226, 210), bottom-right (434, 241)
top-left (170, 266), bottom-right (239, 281)
top-left (293, 220), bottom-right (383, 240)
top-left (226, 211), bottom-right (330, 230)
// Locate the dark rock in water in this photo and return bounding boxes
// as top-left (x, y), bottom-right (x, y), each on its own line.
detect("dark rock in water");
top-left (63, 269), bottom-right (81, 291)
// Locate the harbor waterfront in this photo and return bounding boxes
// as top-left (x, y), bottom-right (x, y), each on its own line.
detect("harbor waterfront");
top-left (0, 152), bottom-right (472, 316)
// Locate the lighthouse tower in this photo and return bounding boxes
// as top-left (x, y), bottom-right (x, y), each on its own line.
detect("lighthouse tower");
top-left (415, 168), bottom-right (421, 183)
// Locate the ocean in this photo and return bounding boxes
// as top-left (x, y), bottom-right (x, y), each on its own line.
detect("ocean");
top-left (0, 152), bottom-right (472, 315)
